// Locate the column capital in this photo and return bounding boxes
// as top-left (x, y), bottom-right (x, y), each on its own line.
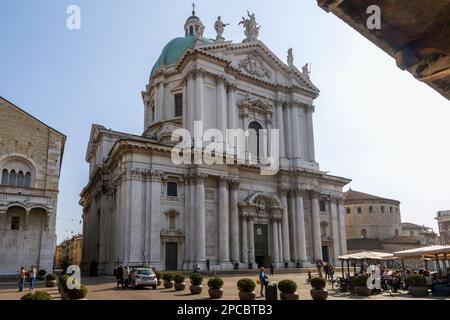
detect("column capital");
top-left (228, 179), bottom-right (240, 190)
top-left (218, 176), bottom-right (229, 188)
top-left (148, 170), bottom-right (164, 181)
top-left (215, 74), bottom-right (226, 84)
top-left (194, 173), bottom-right (208, 184)
top-left (310, 189), bottom-right (321, 198)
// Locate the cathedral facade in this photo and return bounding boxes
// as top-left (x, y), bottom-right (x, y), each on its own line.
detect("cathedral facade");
top-left (80, 10), bottom-right (350, 273)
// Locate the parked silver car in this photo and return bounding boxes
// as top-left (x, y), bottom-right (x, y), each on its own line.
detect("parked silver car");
top-left (129, 268), bottom-right (158, 289)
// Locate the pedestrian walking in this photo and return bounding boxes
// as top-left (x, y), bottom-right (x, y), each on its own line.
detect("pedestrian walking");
top-left (123, 266), bottom-right (130, 288)
top-left (116, 265), bottom-right (124, 289)
top-left (258, 267), bottom-right (269, 297)
top-left (28, 265), bottom-right (37, 291)
top-left (269, 263), bottom-right (274, 276)
top-left (18, 266), bottom-right (26, 292)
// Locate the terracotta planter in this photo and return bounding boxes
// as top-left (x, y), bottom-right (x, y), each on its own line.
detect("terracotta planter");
top-left (190, 285), bottom-right (203, 295)
top-left (354, 286), bottom-right (371, 296)
top-left (280, 292), bottom-right (299, 300)
top-left (409, 286), bottom-right (428, 297)
top-left (238, 291), bottom-right (256, 300)
top-left (208, 288), bottom-right (223, 299)
top-left (310, 289), bottom-right (328, 300)
top-left (175, 283), bottom-right (186, 291)
top-left (164, 280), bottom-right (174, 289)
top-left (45, 280), bottom-right (57, 287)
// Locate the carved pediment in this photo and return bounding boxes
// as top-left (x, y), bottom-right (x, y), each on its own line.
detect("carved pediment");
top-left (238, 94), bottom-right (273, 116)
top-left (238, 51), bottom-right (272, 80)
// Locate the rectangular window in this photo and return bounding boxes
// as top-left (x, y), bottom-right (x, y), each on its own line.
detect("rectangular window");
top-left (319, 201), bottom-right (326, 212)
top-left (11, 217), bottom-right (20, 230)
top-left (167, 182), bottom-right (178, 197)
top-left (174, 94), bottom-right (183, 117)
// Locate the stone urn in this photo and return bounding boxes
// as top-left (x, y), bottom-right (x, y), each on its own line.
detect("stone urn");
top-left (310, 289), bottom-right (328, 300)
top-left (238, 291), bottom-right (256, 300)
top-left (45, 280), bottom-right (57, 288)
top-left (175, 283), bottom-right (186, 291)
top-left (409, 287), bottom-right (428, 297)
top-left (280, 292), bottom-right (299, 300)
top-left (354, 286), bottom-right (371, 296)
top-left (208, 288), bottom-right (223, 299)
top-left (164, 280), bottom-right (174, 289)
top-left (190, 285), bottom-right (203, 295)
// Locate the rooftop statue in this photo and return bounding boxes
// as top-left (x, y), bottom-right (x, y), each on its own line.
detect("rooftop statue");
top-left (287, 48), bottom-right (294, 67)
top-left (239, 11), bottom-right (260, 42)
top-left (214, 16), bottom-right (229, 42)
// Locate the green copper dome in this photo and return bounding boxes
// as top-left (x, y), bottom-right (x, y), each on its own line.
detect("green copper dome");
top-left (150, 36), bottom-right (214, 78)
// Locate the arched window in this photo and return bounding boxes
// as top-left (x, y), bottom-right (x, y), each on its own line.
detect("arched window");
top-left (361, 229), bottom-right (367, 238)
top-left (381, 206), bottom-right (385, 213)
top-left (189, 25), bottom-right (194, 36)
top-left (369, 206), bottom-right (373, 213)
top-left (357, 207), bottom-right (362, 214)
top-left (390, 206), bottom-right (393, 213)
top-left (248, 121), bottom-right (263, 161)
top-left (24, 172), bottom-right (31, 188)
top-left (395, 229), bottom-right (399, 236)
top-left (346, 207), bottom-right (351, 214)
top-left (9, 170), bottom-right (16, 186)
top-left (17, 171), bottom-right (24, 188)
top-left (1, 169), bottom-right (8, 185)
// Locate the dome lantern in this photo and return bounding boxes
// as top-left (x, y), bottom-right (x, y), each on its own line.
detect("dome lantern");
top-left (184, 3), bottom-right (203, 37)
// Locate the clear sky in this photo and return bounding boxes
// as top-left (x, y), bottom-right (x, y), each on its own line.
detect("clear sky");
top-left (1, 0), bottom-right (449, 243)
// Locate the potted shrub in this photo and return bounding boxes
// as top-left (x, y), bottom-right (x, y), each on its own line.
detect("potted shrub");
top-left (58, 274), bottom-right (69, 298)
top-left (21, 291), bottom-right (52, 300)
top-left (45, 273), bottom-right (57, 287)
top-left (237, 278), bottom-right (256, 300)
top-left (189, 273), bottom-right (203, 294)
top-left (174, 274), bottom-right (186, 291)
top-left (207, 277), bottom-right (224, 299)
top-left (407, 274), bottom-right (428, 297)
top-left (351, 275), bottom-right (371, 296)
top-left (278, 279), bottom-right (298, 300)
top-left (155, 271), bottom-right (162, 287)
top-left (162, 273), bottom-right (174, 289)
top-left (68, 284), bottom-right (88, 300)
top-left (37, 269), bottom-right (47, 281)
top-left (310, 276), bottom-right (328, 300)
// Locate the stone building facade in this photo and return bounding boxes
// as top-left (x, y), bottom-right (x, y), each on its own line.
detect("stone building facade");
top-left (80, 10), bottom-right (350, 273)
top-left (0, 97), bottom-right (66, 275)
top-left (436, 210), bottom-right (450, 245)
top-left (401, 222), bottom-right (438, 246)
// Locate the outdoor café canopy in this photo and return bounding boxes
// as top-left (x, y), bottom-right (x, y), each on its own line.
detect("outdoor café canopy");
top-left (393, 245), bottom-right (450, 258)
top-left (338, 251), bottom-right (395, 260)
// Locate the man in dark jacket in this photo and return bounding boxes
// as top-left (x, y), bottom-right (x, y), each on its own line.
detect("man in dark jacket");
top-left (116, 265), bottom-right (124, 289)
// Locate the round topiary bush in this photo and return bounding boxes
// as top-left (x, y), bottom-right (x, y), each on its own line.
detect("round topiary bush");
top-left (208, 277), bottom-right (224, 289)
top-left (68, 284), bottom-right (88, 300)
top-left (162, 273), bottom-right (174, 282)
top-left (174, 274), bottom-right (185, 284)
top-left (407, 274), bottom-right (427, 287)
top-left (351, 275), bottom-right (369, 287)
top-left (46, 273), bottom-right (56, 281)
top-left (237, 278), bottom-right (256, 292)
top-left (59, 274), bottom-right (69, 292)
top-left (190, 273), bottom-right (203, 286)
top-left (310, 277), bottom-right (326, 290)
top-left (21, 292), bottom-right (34, 300)
top-left (278, 279), bottom-right (297, 294)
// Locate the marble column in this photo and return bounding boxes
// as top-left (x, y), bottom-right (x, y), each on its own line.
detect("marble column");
top-left (195, 70), bottom-right (204, 131)
top-left (295, 189), bottom-right (308, 263)
top-left (279, 189), bottom-right (291, 263)
top-left (195, 173), bottom-right (207, 265)
top-left (337, 198), bottom-right (347, 254)
top-left (311, 190), bottom-right (323, 260)
top-left (285, 104), bottom-right (293, 159)
top-left (330, 197), bottom-right (341, 262)
top-left (305, 104), bottom-right (316, 162)
top-left (155, 80), bottom-right (164, 122)
top-left (130, 169), bottom-right (143, 263)
top-left (291, 103), bottom-right (301, 162)
top-left (277, 221), bottom-right (283, 264)
top-left (227, 83), bottom-right (237, 129)
top-left (189, 175), bottom-right (196, 260)
top-left (289, 191), bottom-right (298, 261)
top-left (272, 218), bottom-right (279, 263)
top-left (218, 177), bottom-right (230, 264)
top-left (248, 216), bottom-right (255, 265)
top-left (241, 215), bottom-right (248, 263)
top-left (275, 100), bottom-right (286, 158)
top-left (229, 180), bottom-right (240, 264)
top-left (216, 76), bottom-right (227, 137)
top-left (183, 175), bottom-right (192, 263)
top-left (150, 170), bottom-right (163, 265)
top-left (187, 73), bottom-right (195, 133)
